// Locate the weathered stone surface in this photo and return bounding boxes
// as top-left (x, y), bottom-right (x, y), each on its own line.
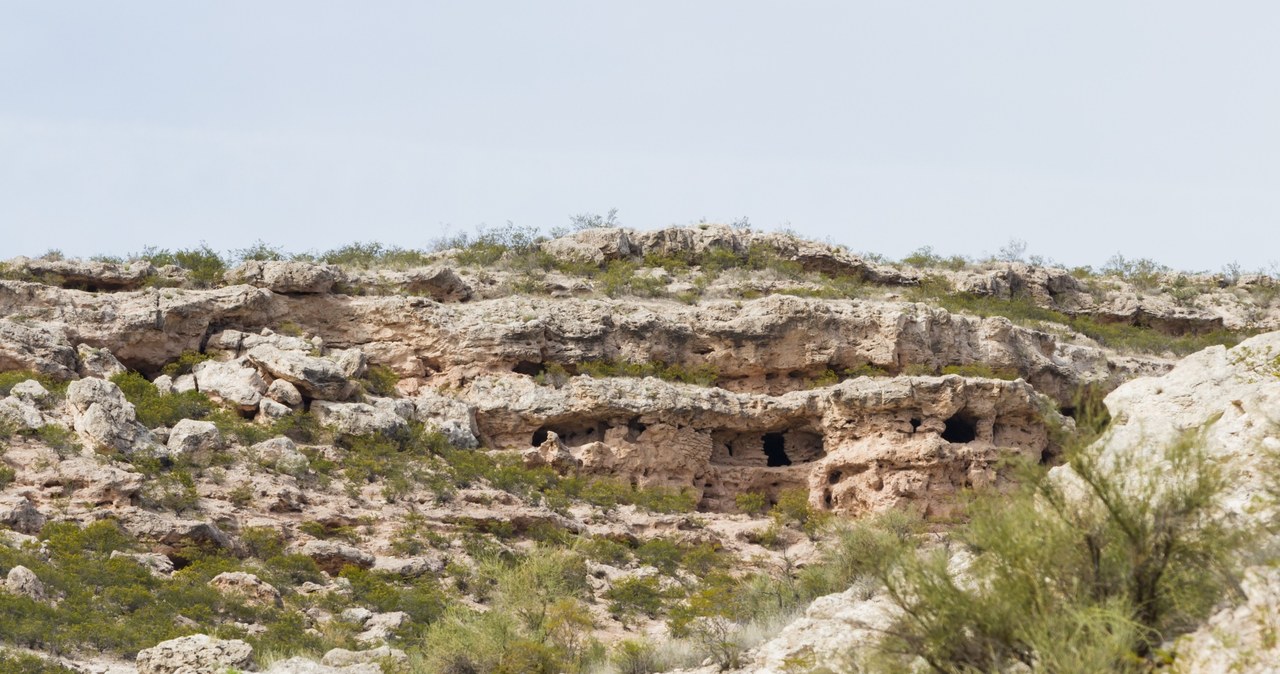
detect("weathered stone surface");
top-left (166, 419), bottom-right (222, 455)
top-left (247, 344), bottom-right (355, 400)
top-left (0, 318), bottom-right (78, 379)
top-left (209, 571), bottom-right (282, 607)
top-left (9, 378), bottom-right (51, 402)
top-left (371, 554), bottom-right (446, 578)
top-left (267, 378), bottom-right (304, 406)
top-left (412, 389), bottom-right (479, 448)
top-left (355, 610), bottom-right (409, 643)
top-left (192, 359), bottom-right (267, 410)
top-left (251, 436), bottom-right (310, 475)
top-left (300, 540), bottom-right (375, 574)
top-left (263, 657), bottom-right (380, 674)
top-left (76, 343), bottom-right (127, 379)
top-left (397, 266), bottom-right (473, 302)
top-left (0, 395), bottom-right (46, 430)
top-left (110, 550), bottom-right (176, 576)
top-left (4, 564), bottom-right (47, 601)
top-left (0, 495), bottom-right (46, 534)
top-left (227, 260), bottom-right (343, 294)
top-left (1173, 566), bottom-right (1280, 674)
top-left (6, 256), bottom-right (153, 290)
top-left (258, 397), bottom-right (293, 421)
top-left (135, 634), bottom-right (253, 674)
top-left (322, 645), bottom-right (407, 668)
top-left (65, 377), bottom-right (157, 454)
top-left (540, 227), bottom-right (634, 265)
top-left (311, 400), bottom-right (407, 436)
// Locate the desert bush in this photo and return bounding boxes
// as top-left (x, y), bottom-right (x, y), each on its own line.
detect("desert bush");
top-left (576, 359), bottom-right (719, 387)
top-left (135, 244), bottom-right (226, 287)
top-left (359, 364), bottom-right (400, 397)
top-left (0, 464), bottom-right (14, 488)
top-left (315, 241), bottom-right (434, 269)
top-left (159, 350), bottom-right (212, 377)
top-left (0, 370), bottom-right (67, 397)
top-left (111, 371), bottom-right (214, 428)
top-left (604, 576), bottom-right (667, 626)
top-left (769, 489), bottom-right (830, 537)
top-left (0, 651), bottom-right (78, 674)
top-left (735, 491), bottom-right (769, 515)
top-left (864, 425), bottom-right (1242, 672)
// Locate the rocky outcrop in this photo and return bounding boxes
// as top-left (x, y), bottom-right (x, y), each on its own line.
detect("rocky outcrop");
top-left (465, 372), bottom-right (1059, 516)
top-left (135, 634), bottom-right (253, 674)
top-left (166, 419), bottom-right (222, 456)
top-left (4, 564), bottom-right (47, 601)
top-left (299, 540), bottom-right (375, 574)
top-left (192, 359), bottom-right (268, 410)
top-left (208, 571), bottom-right (282, 607)
top-left (247, 344), bottom-right (357, 401)
top-left (5, 256), bottom-right (153, 291)
top-left (65, 378), bottom-right (157, 454)
top-left (0, 318), bottom-right (78, 379)
top-left (1173, 567), bottom-right (1280, 674)
top-left (226, 260), bottom-right (343, 294)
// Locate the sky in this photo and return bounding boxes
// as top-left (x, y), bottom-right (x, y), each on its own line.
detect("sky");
top-left (1, 2), bottom-right (1278, 272)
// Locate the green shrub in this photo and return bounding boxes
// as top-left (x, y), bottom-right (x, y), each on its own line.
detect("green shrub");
top-left (0, 464), bottom-right (15, 488)
top-left (360, 364), bottom-right (400, 397)
top-left (864, 426), bottom-right (1242, 672)
top-left (240, 526), bottom-right (286, 559)
top-left (734, 492), bottom-right (769, 515)
top-left (34, 424), bottom-right (81, 454)
top-left (604, 576), bottom-right (667, 626)
top-left (0, 370), bottom-right (67, 397)
top-left (160, 351), bottom-right (212, 377)
top-left (135, 244), bottom-right (227, 287)
top-left (769, 489), bottom-right (830, 538)
top-left (111, 371), bottom-right (214, 429)
top-left (0, 651), bottom-right (78, 674)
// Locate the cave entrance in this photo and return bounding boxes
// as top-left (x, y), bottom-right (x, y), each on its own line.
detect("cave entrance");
top-left (942, 414), bottom-right (977, 443)
top-left (762, 433), bottom-right (791, 467)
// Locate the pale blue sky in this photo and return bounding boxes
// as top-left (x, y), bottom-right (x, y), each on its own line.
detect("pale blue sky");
top-left (2, 2), bottom-right (1278, 271)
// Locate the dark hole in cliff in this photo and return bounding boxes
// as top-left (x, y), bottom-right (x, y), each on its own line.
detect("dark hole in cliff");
top-left (942, 414), bottom-right (977, 443)
top-left (1040, 447), bottom-right (1055, 466)
top-left (1060, 406), bottom-right (1076, 419)
top-left (625, 418), bottom-right (648, 442)
top-left (828, 470), bottom-right (843, 485)
top-left (531, 420), bottom-right (610, 448)
top-left (713, 429), bottom-right (825, 467)
top-left (823, 488), bottom-right (833, 508)
top-left (512, 361), bottom-right (545, 377)
top-left (909, 418), bottom-right (921, 431)
top-left (763, 433), bottom-right (791, 467)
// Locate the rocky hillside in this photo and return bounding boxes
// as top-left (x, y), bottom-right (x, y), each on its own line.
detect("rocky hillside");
top-left (1, 225), bottom-right (1277, 673)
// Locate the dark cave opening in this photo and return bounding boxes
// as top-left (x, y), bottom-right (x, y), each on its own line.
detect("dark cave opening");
top-left (531, 427), bottom-right (549, 447)
top-left (762, 433), bottom-right (791, 467)
top-left (941, 414), bottom-right (977, 443)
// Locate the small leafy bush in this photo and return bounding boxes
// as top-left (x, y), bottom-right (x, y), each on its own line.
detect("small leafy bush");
top-left (111, 371), bottom-right (214, 429)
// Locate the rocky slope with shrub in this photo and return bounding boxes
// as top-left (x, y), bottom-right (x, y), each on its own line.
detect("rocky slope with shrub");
top-left (1, 224), bottom-right (1278, 673)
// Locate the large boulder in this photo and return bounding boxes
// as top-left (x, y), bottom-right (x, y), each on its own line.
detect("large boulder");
top-left (540, 227), bottom-right (634, 265)
top-left (75, 343), bottom-right (127, 379)
top-left (412, 389), bottom-right (479, 448)
top-left (5, 256), bottom-right (153, 290)
top-left (192, 359), bottom-right (267, 410)
top-left (312, 400), bottom-right (407, 436)
top-left (299, 540), bottom-right (375, 575)
top-left (65, 377), bottom-right (157, 454)
top-left (399, 266), bottom-right (472, 302)
top-left (4, 565), bottom-right (47, 601)
top-left (226, 260), bottom-right (343, 294)
top-left (247, 345), bottom-right (356, 401)
top-left (135, 634), bottom-right (253, 674)
top-left (166, 419), bottom-right (222, 456)
top-left (0, 318), bottom-right (78, 379)
top-left (0, 395), bottom-right (46, 431)
top-left (209, 571), bottom-right (282, 607)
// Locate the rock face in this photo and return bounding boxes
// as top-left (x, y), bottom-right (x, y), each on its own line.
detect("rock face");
top-left (4, 564), bottom-right (47, 601)
top-left (65, 377), bottom-right (156, 454)
top-left (247, 344), bottom-right (356, 401)
top-left (466, 372), bottom-right (1058, 516)
top-left (226, 260), bottom-right (343, 294)
top-left (167, 419), bottom-right (222, 455)
top-left (208, 571), bottom-right (282, 607)
top-left (135, 634), bottom-right (253, 674)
